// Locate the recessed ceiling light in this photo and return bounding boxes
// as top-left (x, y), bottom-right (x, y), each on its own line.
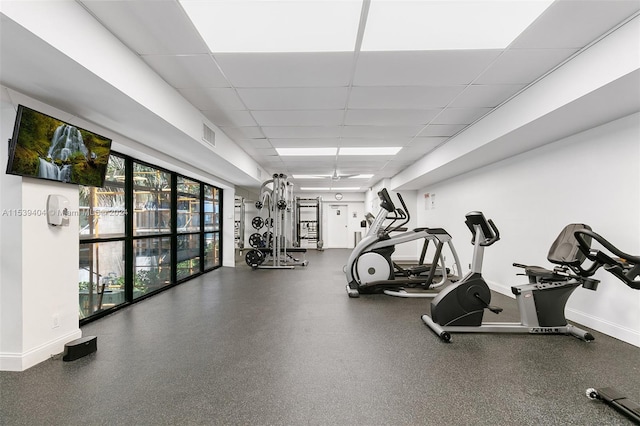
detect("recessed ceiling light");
top-left (332, 187), bottom-right (361, 190)
top-left (362, 0), bottom-right (554, 51)
top-left (339, 147), bottom-right (402, 156)
top-left (300, 187), bottom-right (331, 191)
top-left (276, 147), bottom-right (338, 156)
top-left (180, 0), bottom-right (363, 53)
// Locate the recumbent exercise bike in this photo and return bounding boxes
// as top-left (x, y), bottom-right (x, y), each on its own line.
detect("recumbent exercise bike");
top-left (422, 211), bottom-right (639, 342)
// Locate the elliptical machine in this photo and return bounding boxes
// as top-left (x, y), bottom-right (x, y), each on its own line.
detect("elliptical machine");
top-left (422, 211), bottom-right (605, 342)
top-left (345, 188), bottom-right (462, 298)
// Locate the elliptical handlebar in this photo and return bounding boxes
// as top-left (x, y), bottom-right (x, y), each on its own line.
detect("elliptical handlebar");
top-left (394, 192), bottom-right (411, 230)
top-left (574, 229), bottom-right (640, 289)
top-left (376, 189), bottom-right (411, 234)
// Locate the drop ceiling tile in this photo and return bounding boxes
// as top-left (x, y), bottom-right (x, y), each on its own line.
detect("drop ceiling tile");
top-left (81, 1), bottom-right (208, 55)
top-left (342, 125), bottom-right (425, 138)
top-left (431, 108), bottom-right (492, 125)
top-left (344, 109), bottom-right (441, 125)
top-left (255, 147), bottom-right (278, 156)
top-left (179, 88), bottom-right (246, 110)
top-left (418, 124), bottom-right (466, 137)
top-left (475, 49), bottom-right (578, 85)
top-left (262, 126), bottom-right (342, 139)
top-left (270, 138), bottom-right (341, 148)
top-left (214, 52), bottom-right (355, 87)
top-left (354, 50), bottom-right (502, 86)
top-left (449, 84), bottom-right (525, 108)
top-left (336, 158), bottom-right (389, 167)
top-left (282, 158), bottom-right (337, 168)
top-left (349, 86), bottom-right (465, 109)
top-left (236, 138), bottom-right (272, 149)
top-left (221, 126), bottom-right (265, 139)
top-left (511, 0), bottom-right (640, 49)
top-left (252, 110), bottom-right (344, 126)
top-left (339, 138), bottom-right (413, 147)
top-left (142, 54), bottom-right (229, 88)
top-left (202, 110), bottom-right (257, 127)
top-left (238, 87), bottom-right (349, 110)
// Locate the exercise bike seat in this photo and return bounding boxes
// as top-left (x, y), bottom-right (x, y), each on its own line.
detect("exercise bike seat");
top-left (512, 263), bottom-right (568, 282)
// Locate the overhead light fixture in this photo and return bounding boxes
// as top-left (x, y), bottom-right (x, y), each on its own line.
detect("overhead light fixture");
top-left (332, 187), bottom-right (361, 191)
top-left (339, 147), bottom-right (402, 156)
top-left (292, 174), bottom-right (330, 179)
top-left (276, 147), bottom-right (338, 156)
top-left (348, 174), bottom-right (374, 179)
top-left (300, 187), bottom-right (331, 191)
top-left (362, 0), bottom-right (554, 51)
top-left (180, 0), bottom-right (363, 53)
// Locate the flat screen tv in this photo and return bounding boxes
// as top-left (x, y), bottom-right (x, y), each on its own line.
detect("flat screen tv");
top-left (6, 104), bottom-right (113, 187)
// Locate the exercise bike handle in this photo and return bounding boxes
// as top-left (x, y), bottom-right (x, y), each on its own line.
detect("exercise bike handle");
top-left (465, 212), bottom-right (500, 246)
top-left (483, 219), bottom-right (501, 246)
top-left (574, 229), bottom-right (640, 290)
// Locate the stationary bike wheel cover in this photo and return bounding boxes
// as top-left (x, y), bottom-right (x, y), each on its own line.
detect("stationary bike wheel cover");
top-left (459, 282), bottom-right (491, 312)
top-left (356, 252), bottom-right (391, 284)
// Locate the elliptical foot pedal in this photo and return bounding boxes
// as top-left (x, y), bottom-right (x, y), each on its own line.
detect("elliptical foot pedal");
top-left (62, 336), bottom-right (97, 361)
top-left (346, 285), bottom-right (360, 298)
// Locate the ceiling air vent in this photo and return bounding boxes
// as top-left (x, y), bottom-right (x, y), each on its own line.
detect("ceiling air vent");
top-left (202, 123), bottom-right (216, 147)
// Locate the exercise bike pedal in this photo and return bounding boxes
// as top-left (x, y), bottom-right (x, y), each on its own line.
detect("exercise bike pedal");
top-left (487, 305), bottom-right (503, 314)
top-left (474, 292), bottom-right (503, 314)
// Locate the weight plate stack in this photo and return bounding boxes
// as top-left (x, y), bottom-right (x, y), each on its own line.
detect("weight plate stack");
top-left (252, 216), bottom-right (264, 230)
top-left (245, 249), bottom-right (265, 268)
top-left (249, 232), bottom-right (265, 248)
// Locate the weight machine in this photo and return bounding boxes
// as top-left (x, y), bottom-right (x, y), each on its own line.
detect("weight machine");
top-left (295, 197), bottom-right (324, 250)
top-left (245, 174), bottom-right (308, 269)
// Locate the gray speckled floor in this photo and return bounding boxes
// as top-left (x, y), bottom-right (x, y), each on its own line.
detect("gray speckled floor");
top-left (1, 249), bottom-right (638, 425)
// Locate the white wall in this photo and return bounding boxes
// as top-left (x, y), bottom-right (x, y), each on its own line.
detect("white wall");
top-left (222, 188), bottom-right (235, 267)
top-left (1, 99), bottom-right (82, 371)
top-left (313, 192), bottom-right (366, 249)
top-left (21, 181), bottom-right (82, 366)
top-left (417, 113), bottom-right (640, 346)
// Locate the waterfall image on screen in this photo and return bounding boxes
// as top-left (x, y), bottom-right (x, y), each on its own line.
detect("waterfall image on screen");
top-left (6, 105), bottom-right (112, 187)
top-left (39, 124), bottom-right (90, 182)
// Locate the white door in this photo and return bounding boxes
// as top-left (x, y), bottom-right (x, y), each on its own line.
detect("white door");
top-left (327, 204), bottom-right (349, 248)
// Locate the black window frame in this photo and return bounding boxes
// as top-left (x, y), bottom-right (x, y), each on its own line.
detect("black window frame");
top-left (79, 151), bottom-right (223, 324)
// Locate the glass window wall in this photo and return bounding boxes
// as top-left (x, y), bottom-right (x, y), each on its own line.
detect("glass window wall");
top-left (133, 163), bottom-right (172, 236)
top-left (133, 237), bottom-right (172, 298)
top-left (79, 241), bottom-right (126, 318)
top-left (78, 152), bottom-right (222, 324)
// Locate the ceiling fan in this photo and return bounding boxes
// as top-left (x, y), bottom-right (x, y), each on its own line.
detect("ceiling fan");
top-left (329, 169), bottom-right (358, 180)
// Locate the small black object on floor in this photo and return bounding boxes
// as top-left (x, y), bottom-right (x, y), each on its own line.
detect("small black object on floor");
top-left (62, 336), bottom-right (97, 361)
